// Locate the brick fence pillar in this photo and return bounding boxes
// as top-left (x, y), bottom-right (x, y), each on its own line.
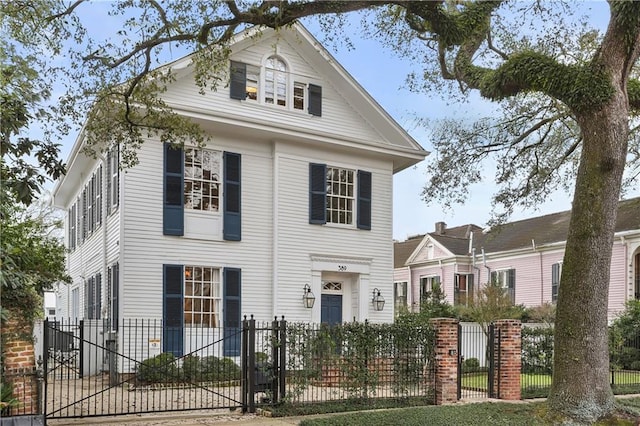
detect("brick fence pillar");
top-left (492, 319), bottom-right (521, 400)
top-left (2, 312), bottom-right (38, 415)
top-left (429, 318), bottom-right (459, 405)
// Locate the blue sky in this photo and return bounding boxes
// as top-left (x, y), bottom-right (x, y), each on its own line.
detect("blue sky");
top-left (51, 1), bottom-right (638, 240)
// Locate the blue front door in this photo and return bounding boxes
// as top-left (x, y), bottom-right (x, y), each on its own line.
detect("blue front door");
top-left (321, 294), bottom-right (342, 325)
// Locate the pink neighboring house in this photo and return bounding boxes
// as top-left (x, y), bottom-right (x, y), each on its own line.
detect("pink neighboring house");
top-left (393, 197), bottom-right (640, 320)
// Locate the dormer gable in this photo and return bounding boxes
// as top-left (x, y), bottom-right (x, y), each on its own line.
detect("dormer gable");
top-left (406, 235), bottom-right (453, 264)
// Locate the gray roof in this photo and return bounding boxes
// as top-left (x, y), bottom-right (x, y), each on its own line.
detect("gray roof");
top-left (394, 197), bottom-right (640, 267)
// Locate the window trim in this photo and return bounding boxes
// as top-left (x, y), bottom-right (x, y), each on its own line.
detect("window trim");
top-left (491, 268), bottom-right (516, 304)
top-left (420, 275), bottom-right (441, 304)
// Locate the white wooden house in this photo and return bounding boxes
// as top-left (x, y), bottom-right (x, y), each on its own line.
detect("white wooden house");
top-left (52, 23), bottom-right (427, 359)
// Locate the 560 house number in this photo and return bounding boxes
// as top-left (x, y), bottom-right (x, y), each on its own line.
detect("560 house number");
top-left (337, 265), bottom-right (347, 271)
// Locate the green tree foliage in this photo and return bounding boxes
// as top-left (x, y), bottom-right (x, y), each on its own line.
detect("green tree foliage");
top-left (1, 1), bottom-right (68, 205)
top-left (396, 283), bottom-right (456, 328)
top-left (6, 1), bottom-right (640, 421)
top-left (0, 194), bottom-right (71, 321)
top-left (456, 280), bottom-right (524, 334)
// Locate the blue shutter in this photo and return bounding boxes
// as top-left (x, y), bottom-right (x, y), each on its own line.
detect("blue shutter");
top-left (508, 269), bottom-right (516, 304)
top-left (163, 143), bottom-right (184, 236)
top-left (223, 152), bottom-right (241, 241)
top-left (85, 278), bottom-right (92, 319)
top-left (230, 61), bottom-right (247, 100)
top-left (111, 263), bottom-right (119, 331)
top-left (163, 265), bottom-right (184, 357)
top-left (223, 268), bottom-right (241, 356)
top-left (96, 273), bottom-right (102, 320)
top-left (357, 170), bottom-right (372, 230)
top-left (309, 163), bottom-right (326, 224)
top-left (308, 84), bottom-right (322, 116)
top-left (106, 150), bottom-right (112, 211)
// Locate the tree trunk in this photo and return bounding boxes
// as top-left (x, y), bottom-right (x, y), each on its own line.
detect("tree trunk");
top-left (548, 87), bottom-right (629, 421)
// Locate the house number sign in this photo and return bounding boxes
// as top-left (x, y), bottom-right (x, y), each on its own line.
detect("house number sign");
top-left (337, 265), bottom-right (347, 271)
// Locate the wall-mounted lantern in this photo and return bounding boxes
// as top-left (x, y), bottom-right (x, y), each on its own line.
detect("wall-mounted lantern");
top-left (302, 284), bottom-right (315, 309)
top-left (372, 288), bottom-right (385, 311)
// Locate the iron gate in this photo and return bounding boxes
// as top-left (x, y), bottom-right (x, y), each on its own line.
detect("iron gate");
top-left (457, 322), bottom-right (501, 400)
top-left (42, 318), bottom-right (279, 422)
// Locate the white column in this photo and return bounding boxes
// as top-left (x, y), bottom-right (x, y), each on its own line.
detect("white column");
top-left (358, 273), bottom-right (370, 322)
top-left (311, 270), bottom-right (322, 323)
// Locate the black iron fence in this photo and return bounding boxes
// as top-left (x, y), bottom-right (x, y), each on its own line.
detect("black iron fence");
top-left (41, 317), bottom-right (436, 420)
top-left (280, 320), bottom-right (436, 406)
top-left (521, 325), bottom-right (640, 398)
top-left (457, 322), bottom-right (500, 400)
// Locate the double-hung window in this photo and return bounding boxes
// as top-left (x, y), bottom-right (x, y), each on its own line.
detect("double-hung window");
top-left (394, 281), bottom-right (408, 312)
top-left (326, 167), bottom-right (355, 225)
top-left (184, 266), bottom-right (221, 328)
top-left (107, 146), bottom-right (119, 213)
top-left (163, 145), bottom-right (241, 240)
top-left (265, 56), bottom-right (287, 106)
top-left (163, 265), bottom-right (241, 357)
top-left (184, 148), bottom-right (221, 212)
top-left (85, 273), bottom-right (102, 320)
top-left (454, 273), bottom-right (474, 306)
top-left (309, 164), bottom-right (371, 230)
top-left (420, 276), bottom-right (441, 304)
top-left (491, 269), bottom-right (516, 304)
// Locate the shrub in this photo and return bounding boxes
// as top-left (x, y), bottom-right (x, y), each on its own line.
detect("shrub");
top-left (136, 352), bottom-right (178, 384)
top-left (462, 357), bottom-right (480, 373)
top-left (0, 382), bottom-right (18, 416)
top-left (521, 326), bottom-right (554, 375)
top-left (183, 355), bottom-right (241, 382)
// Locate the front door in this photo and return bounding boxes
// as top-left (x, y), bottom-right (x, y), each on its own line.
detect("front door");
top-left (321, 294), bottom-right (343, 325)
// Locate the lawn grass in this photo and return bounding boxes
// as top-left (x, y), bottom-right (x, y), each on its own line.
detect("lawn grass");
top-left (298, 398), bottom-right (640, 426)
top-left (461, 370), bottom-right (640, 392)
top-left (298, 402), bottom-right (546, 426)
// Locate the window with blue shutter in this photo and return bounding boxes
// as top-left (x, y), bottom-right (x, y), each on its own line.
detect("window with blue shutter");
top-left (309, 163), bottom-right (327, 224)
top-left (308, 84), bottom-right (322, 116)
top-left (357, 170), bottom-right (372, 230)
top-left (163, 143), bottom-right (184, 236)
top-left (223, 268), bottom-right (241, 356)
top-left (163, 264), bottom-right (184, 357)
top-left (230, 61), bottom-right (247, 100)
top-left (223, 152), bottom-right (241, 241)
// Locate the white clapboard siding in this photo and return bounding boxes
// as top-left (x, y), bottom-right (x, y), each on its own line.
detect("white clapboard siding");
top-left (273, 144), bottom-right (394, 323)
top-left (161, 33), bottom-right (384, 146)
top-left (120, 137), bottom-right (274, 321)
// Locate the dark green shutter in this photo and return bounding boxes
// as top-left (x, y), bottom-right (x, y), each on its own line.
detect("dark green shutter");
top-left (309, 163), bottom-right (326, 224)
top-left (95, 273), bottom-right (102, 320)
top-left (163, 265), bottom-right (184, 356)
top-left (106, 150), bottom-right (112, 211)
top-left (223, 152), bottom-right (241, 241)
top-left (230, 61), bottom-right (246, 100)
top-left (111, 263), bottom-right (119, 331)
top-left (508, 269), bottom-right (516, 304)
top-left (308, 84), bottom-right (322, 116)
top-left (357, 170), bottom-right (372, 230)
top-left (223, 268), bottom-right (241, 356)
top-left (552, 263), bottom-right (560, 302)
top-left (163, 143), bottom-right (184, 236)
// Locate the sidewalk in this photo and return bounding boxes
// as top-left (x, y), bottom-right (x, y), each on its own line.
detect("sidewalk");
top-left (47, 410), bottom-right (320, 426)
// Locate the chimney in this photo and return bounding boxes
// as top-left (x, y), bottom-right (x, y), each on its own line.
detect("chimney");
top-left (435, 221), bottom-right (446, 235)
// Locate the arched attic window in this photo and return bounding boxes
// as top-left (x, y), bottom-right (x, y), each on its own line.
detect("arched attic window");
top-left (265, 56), bottom-right (287, 107)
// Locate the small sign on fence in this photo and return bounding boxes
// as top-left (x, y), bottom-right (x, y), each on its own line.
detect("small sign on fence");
top-left (149, 338), bottom-right (161, 357)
